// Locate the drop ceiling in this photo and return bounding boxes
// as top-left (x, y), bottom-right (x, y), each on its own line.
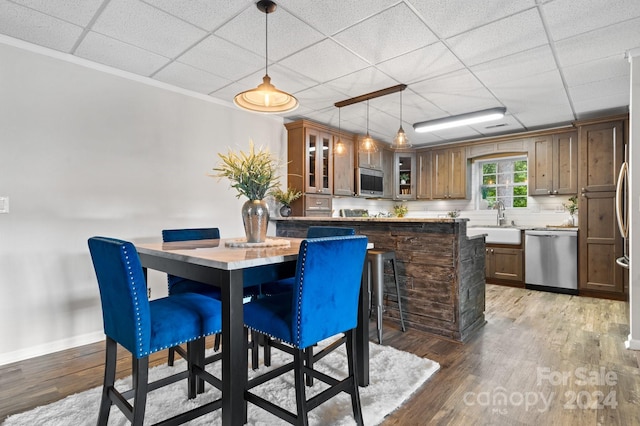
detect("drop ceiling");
top-left (1, 0), bottom-right (638, 146)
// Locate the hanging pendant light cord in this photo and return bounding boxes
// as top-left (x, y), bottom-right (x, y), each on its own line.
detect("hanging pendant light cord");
top-left (264, 10), bottom-right (269, 75)
top-left (399, 90), bottom-right (403, 127)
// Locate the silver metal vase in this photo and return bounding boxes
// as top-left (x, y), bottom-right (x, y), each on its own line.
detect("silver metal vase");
top-left (242, 199), bottom-right (269, 243)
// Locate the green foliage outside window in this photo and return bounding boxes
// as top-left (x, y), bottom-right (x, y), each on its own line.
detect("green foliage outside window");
top-left (480, 157), bottom-right (528, 208)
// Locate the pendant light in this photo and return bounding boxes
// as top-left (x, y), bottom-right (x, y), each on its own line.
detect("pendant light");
top-left (391, 89), bottom-right (411, 148)
top-left (233, 0), bottom-right (298, 113)
top-left (334, 107), bottom-right (346, 155)
top-left (360, 100), bottom-right (378, 153)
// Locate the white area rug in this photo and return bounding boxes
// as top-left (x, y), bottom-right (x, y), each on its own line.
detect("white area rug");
top-left (4, 339), bottom-right (439, 425)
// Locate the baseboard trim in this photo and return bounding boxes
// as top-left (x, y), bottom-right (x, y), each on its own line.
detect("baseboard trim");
top-left (625, 335), bottom-right (640, 351)
top-left (0, 331), bottom-right (104, 366)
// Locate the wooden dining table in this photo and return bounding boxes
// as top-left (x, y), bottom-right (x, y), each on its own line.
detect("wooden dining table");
top-left (135, 236), bottom-right (370, 426)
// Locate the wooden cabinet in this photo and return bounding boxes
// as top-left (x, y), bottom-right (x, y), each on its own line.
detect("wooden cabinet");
top-left (382, 148), bottom-right (394, 199)
top-left (357, 137), bottom-right (384, 170)
top-left (529, 131), bottom-right (578, 196)
top-left (394, 151), bottom-right (416, 200)
top-left (285, 120), bottom-right (333, 217)
top-left (578, 120), bottom-right (626, 297)
top-left (416, 150), bottom-right (432, 199)
top-left (485, 241), bottom-right (524, 286)
top-left (332, 132), bottom-right (354, 196)
top-left (432, 146), bottom-right (467, 199)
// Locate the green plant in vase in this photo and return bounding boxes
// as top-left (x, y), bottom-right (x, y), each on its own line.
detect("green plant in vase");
top-left (563, 195), bottom-right (578, 226)
top-left (213, 140), bottom-right (281, 243)
top-left (393, 204), bottom-right (408, 218)
top-left (399, 173), bottom-right (410, 184)
top-left (272, 186), bottom-right (302, 217)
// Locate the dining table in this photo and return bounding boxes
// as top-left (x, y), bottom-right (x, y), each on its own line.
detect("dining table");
top-left (135, 236), bottom-right (370, 426)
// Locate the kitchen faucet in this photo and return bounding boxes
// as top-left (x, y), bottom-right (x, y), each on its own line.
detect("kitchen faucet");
top-left (495, 200), bottom-right (507, 226)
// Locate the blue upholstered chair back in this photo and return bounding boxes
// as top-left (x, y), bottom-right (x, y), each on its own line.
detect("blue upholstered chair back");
top-left (306, 226), bottom-right (355, 238)
top-left (88, 237), bottom-right (151, 358)
top-left (291, 235), bottom-right (368, 348)
top-left (162, 228), bottom-right (220, 294)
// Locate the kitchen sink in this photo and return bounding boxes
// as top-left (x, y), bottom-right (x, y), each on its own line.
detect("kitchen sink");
top-left (467, 226), bottom-right (521, 245)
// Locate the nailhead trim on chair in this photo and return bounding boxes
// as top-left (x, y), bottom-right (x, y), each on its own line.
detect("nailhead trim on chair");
top-left (295, 242), bottom-right (308, 347)
top-left (119, 243), bottom-right (215, 357)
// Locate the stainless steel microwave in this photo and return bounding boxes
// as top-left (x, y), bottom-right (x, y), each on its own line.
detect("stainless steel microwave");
top-left (356, 167), bottom-right (384, 197)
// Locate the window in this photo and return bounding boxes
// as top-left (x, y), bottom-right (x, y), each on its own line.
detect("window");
top-left (479, 157), bottom-right (528, 208)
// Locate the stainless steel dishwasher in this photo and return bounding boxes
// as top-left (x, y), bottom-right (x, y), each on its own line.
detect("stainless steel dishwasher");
top-left (524, 229), bottom-right (578, 294)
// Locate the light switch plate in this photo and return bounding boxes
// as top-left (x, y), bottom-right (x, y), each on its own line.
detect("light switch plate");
top-left (0, 197), bottom-right (9, 213)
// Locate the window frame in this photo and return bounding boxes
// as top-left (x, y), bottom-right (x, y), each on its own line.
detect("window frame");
top-left (477, 155), bottom-right (528, 209)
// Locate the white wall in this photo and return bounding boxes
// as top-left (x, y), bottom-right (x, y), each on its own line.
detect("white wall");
top-left (0, 39), bottom-right (286, 365)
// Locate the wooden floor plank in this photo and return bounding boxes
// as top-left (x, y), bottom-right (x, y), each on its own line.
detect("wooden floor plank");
top-left (1, 285), bottom-right (639, 424)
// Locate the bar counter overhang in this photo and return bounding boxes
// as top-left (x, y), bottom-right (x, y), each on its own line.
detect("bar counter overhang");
top-left (273, 217), bottom-right (486, 342)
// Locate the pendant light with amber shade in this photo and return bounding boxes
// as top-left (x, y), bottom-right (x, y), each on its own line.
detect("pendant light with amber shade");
top-left (360, 100), bottom-right (378, 153)
top-left (334, 107), bottom-right (346, 155)
top-left (391, 89), bottom-right (411, 148)
top-left (233, 0), bottom-right (298, 113)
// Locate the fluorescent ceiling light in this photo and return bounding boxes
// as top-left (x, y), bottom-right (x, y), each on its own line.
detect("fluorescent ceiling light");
top-left (413, 107), bottom-right (506, 133)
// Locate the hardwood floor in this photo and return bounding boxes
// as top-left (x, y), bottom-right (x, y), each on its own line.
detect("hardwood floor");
top-left (1, 284), bottom-right (639, 424)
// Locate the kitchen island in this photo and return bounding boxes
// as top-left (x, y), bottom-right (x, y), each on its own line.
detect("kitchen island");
top-left (273, 217), bottom-right (486, 342)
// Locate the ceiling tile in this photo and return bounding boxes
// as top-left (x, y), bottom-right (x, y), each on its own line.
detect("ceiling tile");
top-left (543, 0), bottom-right (640, 41)
top-left (277, 0), bottom-right (394, 36)
top-left (470, 114), bottom-right (525, 136)
top-left (446, 8), bottom-right (548, 66)
top-left (91, 0), bottom-right (207, 57)
top-left (573, 92), bottom-right (630, 118)
top-left (153, 61), bottom-right (232, 94)
top-left (569, 75), bottom-right (629, 104)
top-left (410, 0), bottom-right (536, 39)
top-left (279, 39), bottom-right (369, 83)
top-left (470, 45), bottom-right (557, 87)
top-left (323, 67), bottom-right (398, 98)
top-left (11, 0), bottom-right (104, 26)
top-left (293, 83), bottom-right (351, 112)
top-left (563, 55), bottom-right (629, 89)
top-left (334, 3), bottom-right (438, 65)
top-left (75, 31), bottom-right (171, 76)
top-left (214, 2), bottom-right (323, 62)
top-left (178, 35), bottom-right (263, 81)
top-left (141, 0), bottom-right (252, 31)
top-left (554, 17), bottom-right (640, 68)
top-left (0, 1), bottom-right (83, 52)
top-left (376, 42), bottom-right (466, 85)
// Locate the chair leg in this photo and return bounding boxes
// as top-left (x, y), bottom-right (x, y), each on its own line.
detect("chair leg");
top-left (263, 334), bottom-right (271, 367)
top-left (187, 339), bottom-right (206, 397)
top-left (168, 346), bottom-right (176, 366)
top-left (390, 258), bottom-right (406, 332)
top-left (304, 348), bottom-right (313, 387)
top-left (97, 337), bottom-right (117, 426)
top-left (131, 357), bottom-right (149, 426)
top-left (293, 349), bottom-right (309, 426)
top-left (214, 333), bottom-right (221, 352)
top-left (252, 330), bottom-right (260, 370)
top-left (372, 257), bottom-right (384, 344)
top-left (346, 331), bottom-right (364, 426)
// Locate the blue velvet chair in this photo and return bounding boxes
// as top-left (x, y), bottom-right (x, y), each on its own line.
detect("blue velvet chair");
top-left (260, 226), bottom-right (356, 296)
top-left (88, 237), bottom-right (223, 426)
top-left (162, 227), bottom-right (263, 369)
top-left (243, 235), bottom-right (368, 425)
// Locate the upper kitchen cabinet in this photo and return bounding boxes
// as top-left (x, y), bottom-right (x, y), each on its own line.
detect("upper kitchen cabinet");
top-left (382, 148), bottom-right (394, 199)
top-left (432, 146), bottom-right (468, 199)
top-left (394, 151), bottom-right (416, 200)
top-left (357, 137), bottom-right (384, 170)
top-left (333, 132), bottom-right (355, 197)
top-left (416, 150), bottom-right (432, 199)
top-left (285, 120), bottom-right (333, 216)
top-left (529, 131), bottom-right (578, 196)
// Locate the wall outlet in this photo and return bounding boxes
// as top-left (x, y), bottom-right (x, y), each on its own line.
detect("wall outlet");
top-left (0, 197), bottom-right (8, 213)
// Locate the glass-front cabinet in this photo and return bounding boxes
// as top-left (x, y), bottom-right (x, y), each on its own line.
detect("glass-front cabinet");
top-left (306, 129), bottom-right (332, 194)
top-left (394, 151), bottom-right (416, 200)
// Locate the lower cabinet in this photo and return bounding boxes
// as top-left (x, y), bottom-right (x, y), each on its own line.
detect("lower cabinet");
top-left (485, 243), bottom-right (524, 287)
